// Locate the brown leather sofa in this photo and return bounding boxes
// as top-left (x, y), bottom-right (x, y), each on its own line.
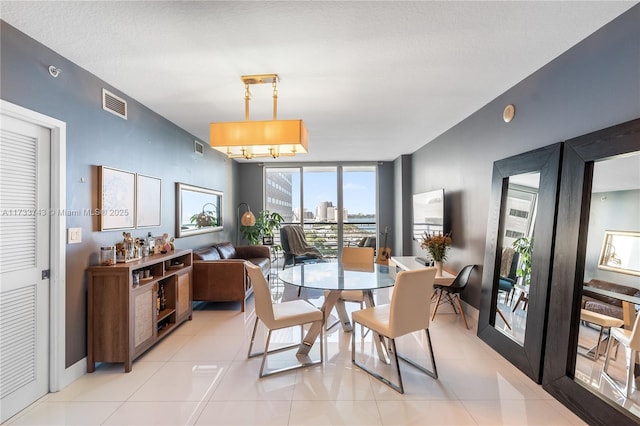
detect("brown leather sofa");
top-left (581, 278), bottom-right (640, 321)
top-left (193, 242), bottom-right (270, 311)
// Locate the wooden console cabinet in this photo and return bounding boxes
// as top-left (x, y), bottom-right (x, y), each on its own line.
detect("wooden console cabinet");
top-left (87, 249), bottom-right (193, 372)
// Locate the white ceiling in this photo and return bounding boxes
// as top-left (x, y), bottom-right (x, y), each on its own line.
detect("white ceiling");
top-left (1, 1), bottom-right (637, 163)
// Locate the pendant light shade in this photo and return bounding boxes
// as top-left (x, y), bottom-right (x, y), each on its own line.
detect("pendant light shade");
top-left (210, 74), bottom-right (308, 160)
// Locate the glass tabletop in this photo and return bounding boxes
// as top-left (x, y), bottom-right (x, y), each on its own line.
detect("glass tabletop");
top-left (279, 261), bottom-right (396, 291)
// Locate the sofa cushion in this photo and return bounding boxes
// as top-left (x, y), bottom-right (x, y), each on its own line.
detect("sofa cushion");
top-left (247, 257), bottom-right (270, 277)
top-left (194, 246), bottom-right (221, 261)
top-left (216, 242), bottom-right (237, 259)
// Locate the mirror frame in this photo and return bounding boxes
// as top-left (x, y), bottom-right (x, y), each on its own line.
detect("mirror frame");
top-left (542, 118), bottom-right (640, 425)
top-left (175, 182), bottom-right (223, 237)
top-left (478, 142), bottom-right (562, 383)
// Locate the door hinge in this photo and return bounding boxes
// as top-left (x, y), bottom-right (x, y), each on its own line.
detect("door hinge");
top-left (42, 269), bottom-right (50, 279)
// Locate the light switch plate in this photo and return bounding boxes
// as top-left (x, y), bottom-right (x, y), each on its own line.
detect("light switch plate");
top-left (68, 227), bottom-right (82, 244)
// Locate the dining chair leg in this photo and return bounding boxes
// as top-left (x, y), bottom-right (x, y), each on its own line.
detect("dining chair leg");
top-left (453, 295), bottom-right (469, 329)
top-left (247, 317), bottom-right (260, 358)
top-left (388, 338), bottom-right (405, 394)
top-left (601, 331), bottom-right (631, 397)
top-left (258, 329), bottom-right (273, 377)
top-left (352, 323), bottom-right (438, 394)
top-left (603, 333), bottom-right (614, 373)
top-left (495, 307), bottom-right (512, 330)
top-left (425, 328), bottom-right (438, 379)
top-left (431, 290), bottom-right (443, 320)
top-left (445, 293), bottom-right (458, 314)
top-left (624, 348), bottom-right (637, 398)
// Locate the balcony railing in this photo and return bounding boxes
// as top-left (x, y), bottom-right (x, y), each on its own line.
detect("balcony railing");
top-left (272, 222), bottom-right (377, 259)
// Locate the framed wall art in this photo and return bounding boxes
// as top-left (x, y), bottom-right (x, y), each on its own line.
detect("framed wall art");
top-left (175, 182), bottom-right (223, 237)
top-left (99, 166), bottom-right (136, 231)
top-left (136, 173), bottom-right (162, 228)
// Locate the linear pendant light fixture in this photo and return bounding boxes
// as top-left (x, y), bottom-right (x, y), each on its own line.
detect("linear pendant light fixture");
top-left (210, 74), bottom-right (308, 160)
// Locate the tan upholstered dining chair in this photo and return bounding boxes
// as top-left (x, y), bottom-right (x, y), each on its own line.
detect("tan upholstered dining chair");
top-left (326, 246), bottom-right (374, 334)
top-left (602, 311), bottom-right (640, 398)
top-left (351, 267), bottom-right (438, 394)
top-left (246, 262), bottom-right (324, 377)
top-left (338, 246), bottom-right (375, 306)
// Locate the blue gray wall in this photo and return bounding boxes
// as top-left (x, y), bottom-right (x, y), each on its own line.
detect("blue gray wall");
top-left (409, 5), bottom-right (640, 308)
top-left (585, 190), bottom-right (640, 287)
top-left (1, 21), bottom-right (237, 367)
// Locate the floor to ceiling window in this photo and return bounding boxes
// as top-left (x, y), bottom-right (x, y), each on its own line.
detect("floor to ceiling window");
top-left (265, 165), bottom-right (377, 259)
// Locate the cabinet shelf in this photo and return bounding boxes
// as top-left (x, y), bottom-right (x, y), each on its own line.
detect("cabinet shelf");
top-left (87, 249), bottom-right (193, 373)
top-left (157, 308), bottom-right (175, 322)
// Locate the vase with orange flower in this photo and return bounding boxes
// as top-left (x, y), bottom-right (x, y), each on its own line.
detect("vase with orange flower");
top-left (420, 232), bottom-right (452, 277)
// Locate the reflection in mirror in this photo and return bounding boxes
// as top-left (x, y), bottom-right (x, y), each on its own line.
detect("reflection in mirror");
top-left (175, 183), bottom-right (223, 237)
top-left (573, 153), bottom-right (640, 415)
top-left (493, 172), bottom-right (540, 346)
top-left (599, 231), bottom-right (640, 276)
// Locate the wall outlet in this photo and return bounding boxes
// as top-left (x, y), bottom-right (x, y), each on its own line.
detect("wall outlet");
top-left (67, 227), bottom-right (82, 244)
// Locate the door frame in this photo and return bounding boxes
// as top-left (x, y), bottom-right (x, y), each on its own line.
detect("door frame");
top-left (1, 99), bottom-right (66, 392)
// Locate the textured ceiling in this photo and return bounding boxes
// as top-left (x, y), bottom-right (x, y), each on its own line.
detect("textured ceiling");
top-left (1, 1), bottom-right (636, 162)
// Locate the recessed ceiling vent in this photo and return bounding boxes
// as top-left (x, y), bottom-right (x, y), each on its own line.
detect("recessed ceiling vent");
top-left (102, 89), bottom-right (127, 120)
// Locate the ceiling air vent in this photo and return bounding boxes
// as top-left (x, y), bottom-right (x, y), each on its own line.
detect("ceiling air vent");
top-left (102, 89), bottom-right (127, 119)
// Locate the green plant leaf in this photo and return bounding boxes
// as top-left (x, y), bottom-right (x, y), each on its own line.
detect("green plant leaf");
top-left (239, 210), bottom-right (284, 245)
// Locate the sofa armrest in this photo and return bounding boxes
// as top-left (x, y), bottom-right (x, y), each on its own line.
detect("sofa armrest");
top-left (235, 245), bottom-right (270, 259)
top-left (192, 259), bottom-right (248, 301)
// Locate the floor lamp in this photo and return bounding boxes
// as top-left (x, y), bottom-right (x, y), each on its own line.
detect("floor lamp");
top-left (236, 202), bottom-right (256, 244)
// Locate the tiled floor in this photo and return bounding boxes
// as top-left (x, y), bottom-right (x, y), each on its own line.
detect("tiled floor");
top-left (6, 287), bottom-right (589, 426)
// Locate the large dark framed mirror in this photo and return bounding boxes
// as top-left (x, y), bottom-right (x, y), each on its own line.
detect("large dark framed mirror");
top-left (478, 142), bottom-right (562, 382)
top-left (543, 118), bottom-right (640, 425)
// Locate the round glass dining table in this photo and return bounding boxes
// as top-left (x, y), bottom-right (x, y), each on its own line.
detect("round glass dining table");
top-left (279, 261), bottom-right (396, 359)
top-left (279, 261), bottom-right (396, 291)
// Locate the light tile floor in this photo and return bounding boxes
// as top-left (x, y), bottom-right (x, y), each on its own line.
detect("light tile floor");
top-left (6, 288), bottom-right (589, 426)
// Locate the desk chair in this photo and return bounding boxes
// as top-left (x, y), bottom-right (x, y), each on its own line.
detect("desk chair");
top-left (602, 311), bottom-right (640, 398)
top-left (246, 262), bottom-right (324, 377)
top-left (431, 264), bottom-right (476, 329)
top-left (352, 267), bottom-right (438, 394)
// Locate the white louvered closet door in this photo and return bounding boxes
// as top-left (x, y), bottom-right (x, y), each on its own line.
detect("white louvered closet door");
top-left (0, 114), bottom-right (50, 423)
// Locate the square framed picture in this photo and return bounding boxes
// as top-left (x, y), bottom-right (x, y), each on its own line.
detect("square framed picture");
top-left (99, 166), bottom-right (135, 231)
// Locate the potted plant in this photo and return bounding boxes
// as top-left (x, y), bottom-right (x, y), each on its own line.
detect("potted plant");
top-left (240, 210), bottom-right (284, 245)
top-left (420, 231), bottom-right (452, 276)
top-left (512, 236), bottom-right (533, 286)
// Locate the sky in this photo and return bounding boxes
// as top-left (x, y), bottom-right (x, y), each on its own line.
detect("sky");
top-left (290, 169), bottom-right (376, 216)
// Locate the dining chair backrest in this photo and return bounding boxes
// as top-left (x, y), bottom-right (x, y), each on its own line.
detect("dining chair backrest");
top-left (449, 264), bottom-right (476, 291)
top-left (246, 262), bottom-right (275, 327)
top-left (388, 267), bottom-right (437, 337)
top-left (342, 246), bottom-right (374, 264)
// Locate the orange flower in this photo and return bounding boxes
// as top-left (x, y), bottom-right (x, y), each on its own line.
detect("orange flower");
top-left (420, 232), bottom-right (452, 262)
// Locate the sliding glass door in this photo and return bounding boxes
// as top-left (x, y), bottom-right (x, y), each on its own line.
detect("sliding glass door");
top-left (265, 165), bottom-right (377, 259)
